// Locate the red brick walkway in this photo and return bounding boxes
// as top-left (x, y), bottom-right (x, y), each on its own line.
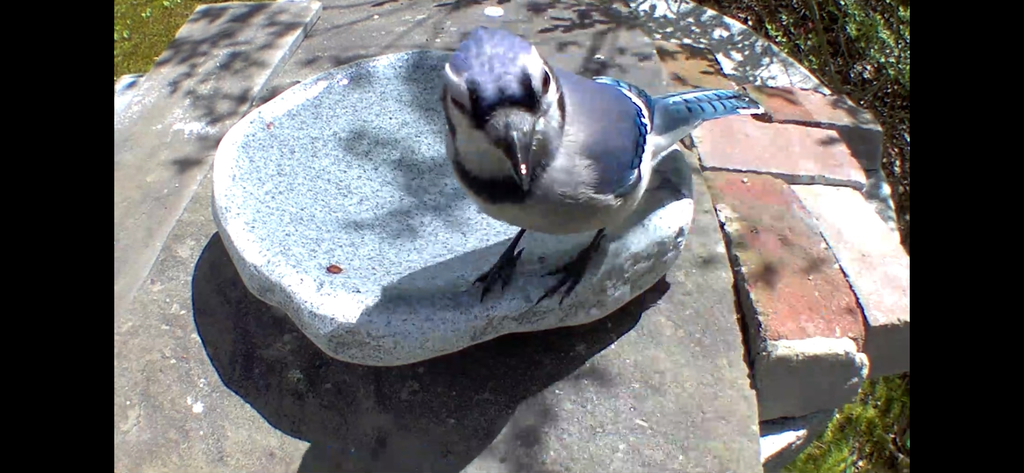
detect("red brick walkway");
top-left (657, 41), bottom-right (910, 390)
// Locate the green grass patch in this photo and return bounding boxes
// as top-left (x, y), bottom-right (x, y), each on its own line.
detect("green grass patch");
top-left (114, 0), bottom-right (268, 79)
top-left (785, 374), bottom-right (910, 473)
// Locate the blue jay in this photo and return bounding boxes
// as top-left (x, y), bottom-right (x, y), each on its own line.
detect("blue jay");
top-left (441, 26), bottom-right (764, 305)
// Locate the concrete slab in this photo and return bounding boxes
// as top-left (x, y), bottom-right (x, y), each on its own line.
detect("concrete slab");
top-left (115, 154), bottom-right (761, 472)
top-left (116, 174), bottom-right (309, 472)
top-left (114, 1), bottom-right (322, 324)
top-left (256, 0), bottom-right (668, 107)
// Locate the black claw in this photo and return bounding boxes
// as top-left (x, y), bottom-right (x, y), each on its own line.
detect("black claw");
top-left (535, 229), bottom-right (607, 306)
top-left (474, 229), bottom-right (527, 302)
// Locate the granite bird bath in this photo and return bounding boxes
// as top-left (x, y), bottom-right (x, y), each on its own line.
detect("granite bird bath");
top-left (211, 50), bottom-right (695, 366)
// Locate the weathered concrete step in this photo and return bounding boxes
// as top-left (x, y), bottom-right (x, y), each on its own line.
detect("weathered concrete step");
top-left (113, 1), bottom-right (322, 322)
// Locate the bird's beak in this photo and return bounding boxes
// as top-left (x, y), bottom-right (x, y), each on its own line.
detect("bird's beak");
top-left (509, 131), bottom-right (533, 192)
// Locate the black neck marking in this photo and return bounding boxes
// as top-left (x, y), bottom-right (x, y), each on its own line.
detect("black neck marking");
top-left (441, 88), bottom-right (457, 140)
top-left (557, 87), bottom-right (566, 133)
top-left (451, 148), bottom-right (551, 205)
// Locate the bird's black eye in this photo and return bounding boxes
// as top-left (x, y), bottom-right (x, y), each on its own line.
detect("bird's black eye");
top-left (541, 69), bottom-right (552, 95)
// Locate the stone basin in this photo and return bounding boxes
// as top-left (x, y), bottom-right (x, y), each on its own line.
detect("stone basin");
top-left (212, 50), bottom-right (695, 366)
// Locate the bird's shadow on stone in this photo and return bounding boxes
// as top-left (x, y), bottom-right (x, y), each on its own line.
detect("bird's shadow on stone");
top-left (192, 233), bottom-right (670, 473)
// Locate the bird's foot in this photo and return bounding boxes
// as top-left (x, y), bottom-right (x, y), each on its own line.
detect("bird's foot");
top-left (474, 229), bottom-right (527, 302)
top-left (535, 229), bottom-right (607, 306)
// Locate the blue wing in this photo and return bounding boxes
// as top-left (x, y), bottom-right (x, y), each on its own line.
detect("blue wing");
top-left (591, 76), bottom-right (656, 124)
top-left (650, 88), bottom-right (764, 141)
top-left (584, 76), bottom-right (655, 197)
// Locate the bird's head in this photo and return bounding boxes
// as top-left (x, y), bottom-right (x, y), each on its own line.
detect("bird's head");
top-left (441, 27), bottom-right (564, 192)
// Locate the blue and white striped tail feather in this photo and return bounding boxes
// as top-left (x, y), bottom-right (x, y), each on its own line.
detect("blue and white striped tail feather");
top-left (657, 88), bottom-right (765, 121)
top-left (647, 88), bottom-right (765, 157)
